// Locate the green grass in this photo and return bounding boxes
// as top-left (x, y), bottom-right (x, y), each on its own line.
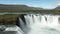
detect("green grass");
top-left (0, 14), bottom-right (20, 25)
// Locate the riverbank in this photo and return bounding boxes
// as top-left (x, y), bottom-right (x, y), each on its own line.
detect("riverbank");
top-left (0, 10), bottom-right (60, 14)
top-left (0, 14), bottom-right (20, 25)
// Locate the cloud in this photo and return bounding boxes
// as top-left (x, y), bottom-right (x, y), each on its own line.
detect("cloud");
top-left (58, 3), bottom-right (60, 5)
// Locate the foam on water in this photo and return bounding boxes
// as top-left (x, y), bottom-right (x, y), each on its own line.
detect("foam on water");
top-left (4, 26), bottom-right (25, 34)
top-left (24, 14), bottom-right (60, 34)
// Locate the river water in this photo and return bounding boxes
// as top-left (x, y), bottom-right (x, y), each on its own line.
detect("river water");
top-left (0, 12), bottom-right (40, 15)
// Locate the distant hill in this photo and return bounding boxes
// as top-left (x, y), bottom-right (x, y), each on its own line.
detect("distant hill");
top-left (0, 4), bottom-right (43, 12)
top-left (54, 5), bottom-right (60, 10)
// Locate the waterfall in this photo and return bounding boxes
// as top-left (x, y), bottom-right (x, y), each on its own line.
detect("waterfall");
top-left (24, 14), bottom-right (60, 26)
top-left (24, 14), bottom-right (60, 34)
top-left (17, 14), bottom-right (60, 34)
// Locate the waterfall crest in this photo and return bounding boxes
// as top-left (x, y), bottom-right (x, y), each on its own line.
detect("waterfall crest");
top-left (18, 14), bottom-right (60, 34)
top-left (24, 14), bottom-right (60, 26)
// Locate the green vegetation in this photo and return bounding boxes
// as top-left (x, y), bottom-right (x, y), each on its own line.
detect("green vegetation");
top-left (0, 4), bottom-right (60, 14)
top-left (0, 14), bottom-right (20, 25)
top-left (14, 10), bottom-right (60, 14)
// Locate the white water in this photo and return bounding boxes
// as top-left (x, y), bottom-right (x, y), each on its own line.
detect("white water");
top-left (4, 25), bottom-right (25, 34)
top-left (24, 14), bottom-right (60, 34)
top-left (4, 14), bottom-right (60, 34)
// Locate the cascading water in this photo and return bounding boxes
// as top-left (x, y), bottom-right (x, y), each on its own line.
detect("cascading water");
top-left (23, 14), bottom-right (60, 34)
top-left (17, 14), bottom-right (60, 34)
top-left (24, 14), bottom-right (60, 26)
top-left (4, 25), bottom-right (25, 34)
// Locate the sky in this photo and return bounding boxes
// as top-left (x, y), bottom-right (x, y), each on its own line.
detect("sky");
top-left (0, 0), bottom-right (60, 9)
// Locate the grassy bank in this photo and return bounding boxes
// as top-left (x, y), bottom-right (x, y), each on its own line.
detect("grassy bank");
top-left (0, 14), bottom-right (20, 25)
top-left (0, 10), bottom-right (60, 14)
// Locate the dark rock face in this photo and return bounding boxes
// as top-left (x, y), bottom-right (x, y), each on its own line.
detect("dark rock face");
top-left (16, 17), bottom-right (20, 27)
top-left (20, 14), bottom-right (26, 25)
top-left (16, 14), bottom-right (26, 27)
